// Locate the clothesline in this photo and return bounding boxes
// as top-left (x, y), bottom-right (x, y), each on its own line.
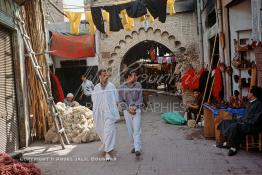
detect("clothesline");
top-left (47, 0), bottom-right (175, 35)
top-left (65, 0), bottom-right (175, 35)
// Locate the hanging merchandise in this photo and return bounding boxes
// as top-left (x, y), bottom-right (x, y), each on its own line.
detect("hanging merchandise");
top-left (120, 9), bottom-right (129, 25)
top-left (120, 9), bottom-right (134, 31)
top-left (167, 0), bottom-right (176, 16)
top-left (148, 10), bottom-right (155, 23)
top-left (102, 10), bottom-right (111, 33)
top-left (85, 11), bottom-right (96, 35)
top-left (166, 57), bottom-right (171, 64)
top-left (91, 7), bottom-right (105, 33)
top-left (87, 0), bottom-right (173, 34)
top-left (103, 6), bottom-right (124, 32)
top-left (189, 67), bottom-right (207, 91)
top-left (212, 66), bottom-right (223, 102)
top-left (50, 32), bottom-right (95, 58)
top-left (140, 15), bottom-right (146, 22)
top-left (124, 0), bottom-right (147, 18)
top-left (144, 0), bottom-right (167, 23)
top-left (181, 67), bottom-right (195, 90)
top-left (153, 56), bottom-right (175, 64)
top-left (157, 57), bottom-right (163, 64)
top-left (127, 16), bottom-right (135, 30)
top-left (65, 11), bottom-right (82, 35)
top-left (50, 72), bottom-right (64, 103)
top-left (149, 47), bottom-right (157, 61)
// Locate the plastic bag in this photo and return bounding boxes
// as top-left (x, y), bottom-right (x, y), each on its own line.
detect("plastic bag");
top-left (161, 112), bottom-right (186, 125)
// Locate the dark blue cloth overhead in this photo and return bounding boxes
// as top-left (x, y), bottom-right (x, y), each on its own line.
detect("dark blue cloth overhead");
top-left (143, 0), bottom-right (167, 23)
top-left (91, 7), bottom-right (105, 33)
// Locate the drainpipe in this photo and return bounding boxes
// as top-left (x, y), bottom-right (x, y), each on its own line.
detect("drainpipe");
top-left (197, 0), bottom-right (204, 66)
top-left (217, 0), bottom-right (225, 63)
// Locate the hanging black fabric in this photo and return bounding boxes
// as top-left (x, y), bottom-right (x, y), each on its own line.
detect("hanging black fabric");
top-left (91, 7), bottom-right (105, 33)
top-left (143, 0), bottom-right (167, 23)
top-left (198, 71), bottom-right (209, 93)
top-left (103, 6), bottom-right (124, 32)
top-left (122, 0), bottom-right (147, 18)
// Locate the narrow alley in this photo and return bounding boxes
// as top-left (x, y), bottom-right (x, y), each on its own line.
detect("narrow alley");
top-left (23, 94), bottom-right (262, 175)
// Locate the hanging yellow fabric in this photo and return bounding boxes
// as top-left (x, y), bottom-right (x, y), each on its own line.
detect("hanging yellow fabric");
top-left (167, 0), bottom-right (176, 16)
top-left (65, 11), bottom-right (82, 34)
top-left (120, 9), bottom-right (134, 31)
top-left (85, 11), bottom-right (96, 35)
top-left (120, 9), bottom-right (128, 25)
top-left (140, 15), bottom-right (146, 22)
top-left (147, 10), bottom-right (154, 23)
top-left (126, 17), bottom-right (135, 31)
top-left (102, 10), bottom-right (111, 33)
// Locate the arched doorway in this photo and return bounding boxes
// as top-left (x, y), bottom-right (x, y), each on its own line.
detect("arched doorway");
top-left (104, 27), bottom-right (192, 86)
top-left (120, 40), bottom-right (177, 92)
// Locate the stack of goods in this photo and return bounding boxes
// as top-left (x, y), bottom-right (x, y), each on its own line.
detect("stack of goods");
top-left (0, 153), bottom-right (41, 175)
top-left (45, 103), bottom-right (100, 144)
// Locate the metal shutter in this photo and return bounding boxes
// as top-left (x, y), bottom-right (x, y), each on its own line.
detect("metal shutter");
top-left (0, 28), bottom-right (19, 153)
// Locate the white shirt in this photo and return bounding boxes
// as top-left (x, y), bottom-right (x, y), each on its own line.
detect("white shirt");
top-left (92, 82), bottom-right (120, 120)
top-left (250, 98), bottom-right (257, 103)
top-left (81, 80), bottom-right (94, 96)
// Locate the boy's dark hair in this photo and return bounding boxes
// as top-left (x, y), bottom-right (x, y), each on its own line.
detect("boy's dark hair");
top-left (124, 69), bottom-right (137, 79)
top-left (234, 90), bottom-right (240, 96)
top-left (98, 69), bottom-right (107, 76)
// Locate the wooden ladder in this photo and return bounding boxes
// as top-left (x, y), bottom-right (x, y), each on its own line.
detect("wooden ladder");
top-left (15, 11), bottom-right (70, 149)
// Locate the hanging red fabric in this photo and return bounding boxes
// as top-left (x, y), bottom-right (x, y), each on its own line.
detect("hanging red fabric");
top-left (51, 72), bottom-right (64, 103)
top-left (149, 47), bottom-right (157, 61)
top-left (181, 68), bottom-right (195, 90)
top-left (189, 67), bottom-right (208, 90)
top-left (50, 32), bottom-right (95, 59)
top-left (212, 66), bottom-right (222, 102)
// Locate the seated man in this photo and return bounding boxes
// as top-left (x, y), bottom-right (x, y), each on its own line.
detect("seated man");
top-left (64, 93), bottom-right (79, 107)
top-left (217, 86), bottom-right (262, 156)
top-left (186, 89), bottom-right (203, 121)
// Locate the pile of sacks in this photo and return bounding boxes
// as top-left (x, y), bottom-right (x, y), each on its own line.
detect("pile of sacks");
top-left (45, 103), bottom-right (100, 144)
top-left (0, 153), bottom-right (41, 175)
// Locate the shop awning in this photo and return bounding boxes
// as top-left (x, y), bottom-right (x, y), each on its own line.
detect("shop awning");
top-left (50, 32), bottom-right (95, 59)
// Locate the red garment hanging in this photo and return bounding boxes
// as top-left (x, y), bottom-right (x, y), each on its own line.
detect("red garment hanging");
top-left (51, 73), bottom-right (64, 103)
top-left (189, 67), bottom-right (207, 90)
top-left (149, 47), bottom-right (157, 61)
top-left (50, 32), bottom-right (95, 59)
top-left (212, 66), bottom-right (222, 102)
top-left (181, 68), bottom-right (195, 90)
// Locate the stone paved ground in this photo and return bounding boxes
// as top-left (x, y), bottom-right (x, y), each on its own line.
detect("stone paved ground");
top-left (23, 93), bottom-right (262, 175)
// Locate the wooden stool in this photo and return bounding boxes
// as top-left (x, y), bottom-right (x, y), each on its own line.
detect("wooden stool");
top-left (245, 132), bottom-right (262, 152)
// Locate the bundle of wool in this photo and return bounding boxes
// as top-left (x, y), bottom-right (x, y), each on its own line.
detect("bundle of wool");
top-left (45, 103), bottom-right (99, 144)
top-left (187, 119), bottom-right (196, 128)
top-left (0, 153), bottom-right (41, 175)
